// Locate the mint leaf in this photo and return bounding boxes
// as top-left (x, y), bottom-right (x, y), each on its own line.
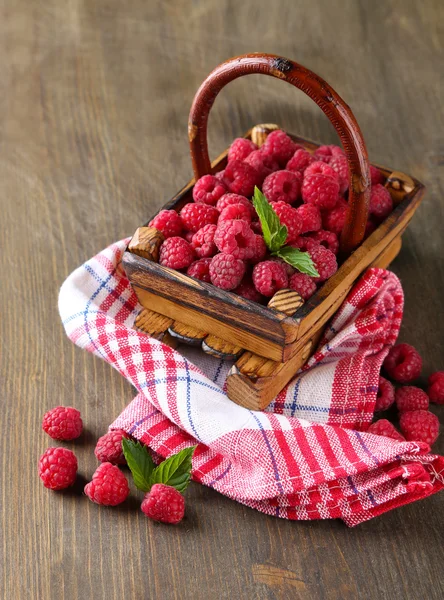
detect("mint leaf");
top-left (252, 187), bottom-right (287, 252)
top-left (148, 446), bottom-right (196, 494)
top-left (275, 246), bottom-right (320, 277)
top-left (122, 438), bottom-right (155, 492)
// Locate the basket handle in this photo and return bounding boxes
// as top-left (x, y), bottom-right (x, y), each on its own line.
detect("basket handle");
top-left (188, 53), bottom-right (370, 255)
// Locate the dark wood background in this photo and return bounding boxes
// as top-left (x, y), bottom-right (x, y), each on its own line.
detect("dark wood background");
top-left (1, 1), bottom-right (444, 598)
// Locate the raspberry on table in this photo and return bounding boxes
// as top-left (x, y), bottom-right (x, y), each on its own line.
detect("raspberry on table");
top-left (370, 164), bottom-right (383, 186)
top-left (375, 376), bottom-right (395, 412)
top-left (209, 253), bottom-right (245, 290)
top-left (289, 272), bottom-right (317, 300)
top-left (192, 174), bottom-right (227, 206)
top-left (286, 148), bottom-right (315, 175)
top-left (180, 203), bottom-right (219, 233)
top-left (159, 237), bottom-right (195, 270)
top-left (302, 170), bottom-right (339, 210)
top-left (233, 277), bottom-right (264, 303)
top-left (222, 159), bottom-right (259, 198)
top-left (322, 198), bottom-right (348, 235)
top-left (214, 219), bottom-right (256, 260)
top-left (262, 130), bottom-right (297, 166)
top-left (141, 483), bottom-right (185, 524)
top-left (42, 406), bottom-right (83, 441)
top-left (84, 463), bottom-right (130, 506)
top-left (249, 234), bottom-right (267, 263)
top-left (187, 258), bottom-right (212, 282)
top-left (149, 209), bottom-right (182, 239)
top-left (369, 184), bottom-right (393, 221)
top-left (270, 201), bottom-right (303, 243)
top-left (399, 410), bottom-right (440, 445)
top-left (39, 447), bottom-right (78, 490)
top-left (295, 204), bottom-right (322, 234)
top-left (216, 193), bottom-right (256, 218)
top-left (366, 419), bottom-right (405, 442)
top-left (191, 224), bottom-right (217, 258)
top-left (95, 430), bottom-right (129, 465)
top-left (428, 372), bottom-right (444, 404)
top-left (329, 152), bottom-right (349, 195)
top-left (262, 170), bottom-right (302, 205)
top-left (308, 244), bottom-right (338, 283)
top-left (228, 137), bottom-right (257, 162)
top-left (305, 230), bottom-right (339, 255)
top-left (396, 386), bottom-right (429, 413)
top-left (244, 149), bottom-right (279, 183)
top-left (383, 343), bottom-right (422, 383)
top-left (252, 260), bottom-right (288, 297)
top-left (219, 203), bottom-right (252, 225)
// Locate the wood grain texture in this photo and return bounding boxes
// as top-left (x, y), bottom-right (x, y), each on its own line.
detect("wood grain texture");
top-left (1, 1), bottom-right (444, 599)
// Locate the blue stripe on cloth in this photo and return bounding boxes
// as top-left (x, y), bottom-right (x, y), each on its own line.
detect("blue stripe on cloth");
top-left (128, 409), bottom-right (159, 434)
top-left (347, 475), bottom-right (359, 495)
top-left (353, 431), bottom-right (381, 465)
top-left (366, 489), bottom-right (377, 506)
top-left (213, 359), bottom-right (224, 384)
top-left (185, 361), bottom-right (201, 441)
top-left (249, 411), bottom-right (284, 494)
top-left (207, 463), bottom-right (232, 486)
top-left (139, 376), bottom-right (223, 396)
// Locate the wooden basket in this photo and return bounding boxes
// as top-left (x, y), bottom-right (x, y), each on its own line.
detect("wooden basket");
top-left (122, 54), bottom-right (425, 410)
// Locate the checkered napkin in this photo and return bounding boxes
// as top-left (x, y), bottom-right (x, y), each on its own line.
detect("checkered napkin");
top-left (59, 239), bottom-right (444, 525)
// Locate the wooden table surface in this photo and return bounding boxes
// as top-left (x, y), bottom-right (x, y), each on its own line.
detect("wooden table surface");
top-left (1, 1), bottom-right (444, 598)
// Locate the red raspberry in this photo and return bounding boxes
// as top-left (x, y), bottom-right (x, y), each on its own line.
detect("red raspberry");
top-left (305, 230), bottom-right (339, 255)
top-left (149, 210), bottom-right (182, 239)
top-left (191, 224), bottom-right (217, 258)
top-left (304, 160), bottom-right (339, 181)
top-left (290, 236), bottom-right (317, 252)
top-left (369, 184), bottom-right (393, 221)
top-left (396, 386), bottom-right (429, 412)
top-left (308, 245), bottom-right (338, 283)
top-left (215, 169), bottom-right (225, 181)
top-left (42, 406), bottom-right (83, 441)
top-left (209, 253), bottom-right (245, 290)
top-left (262, 130), bottom-right (296, 166)
top-left (219, 203), bottom-right (252, 225)
top-left (159, 237), bottom-right (195, 270)
top-left (185, 231), bottom-right (194, 243)
top-left (295, 204), bottom-right (322, 234)
top-left (270, 257), bottom-right (295, 276)
top-left (252, 260), bottom-right (288, 297)
top-left (262, 170), bottom-right (302, 205)
top-left (286, 148), bottom-right (315, 175)
top-left (180, 203), bottom-right (219, 233)
top-left (228, 137), bottom-right (257, 162)
top-left (39, 447), bottom-right (78, 490)
top-left (244, 149), bottom-right (279, 183)
top-left (250, 234), bottom-right (267, 263)
top-left (367, 419), bottom-right (405, 442)
top-left (270, 201), bottom-right (303, 243)
top-left (370, 164), bottom-right (383, 186)
top-left (322, 198), bottom-right (348, 235)
top-left (233, 278), bottom-right (264, 303)
top-left (251, 220), bottom-right (263, 234)
top-left (289, 272), bottom-right (317, 300)
top-left (187, 258), bottom-right (212, 282)
top-left (302, 174), bottom-right (339, 211)
top-left (383, 343), bottom-right (422, 383)
top-left (375, 376), bottom-right (395, 411)
top-left (84, 463), bottom-right (130, 506)
top-left (428, 372), bottom-right (444, 404)
top-left (95, 429), bottom-right (129, 464)
top-left (329, 152), bottom-right (349, 194)
top-left (314, 144), bottom-right (343, 163)
top-left (222, 159), bottom-right (259, 198)
top-left (216, 193), bottom-right (256, 218)
top-left (192, 174), bottom-right (227, 206)
top-left (214, 219), bottom-right (256, 260)
top-left (399, 410), bottom-right (440, 445)
top-left (141, 483), bottom-right (185, 524)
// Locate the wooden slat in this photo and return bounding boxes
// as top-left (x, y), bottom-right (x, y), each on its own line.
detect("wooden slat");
top-left (202, 335), bottom-right (244, 359)
top-left (128, 226), bottom-right (164, 261)
top-left (135, 308), bottom-right (172, 336)
top-left (268, 289), bottom-right (304, 316)
top-left (251, 123), bottom-right (279, 147)
top-left (168, 321), bottom-right (207, 345)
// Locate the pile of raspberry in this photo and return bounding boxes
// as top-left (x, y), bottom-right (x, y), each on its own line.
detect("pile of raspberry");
top-left (149, 130), bottom-right (392, 303)
top-left (367, 342), bottom-right (443, 447)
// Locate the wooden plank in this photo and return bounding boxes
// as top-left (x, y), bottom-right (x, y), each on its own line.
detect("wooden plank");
top-left (168, 321), bottom-right (208, 345)
top-left (128, 226), bottom-right (164, 261)
top-left (202, 335), bottom-right (244, 359)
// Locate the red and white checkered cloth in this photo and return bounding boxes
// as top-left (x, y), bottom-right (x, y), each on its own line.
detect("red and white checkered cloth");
top-left (59, 239), bottom-right (444, 525)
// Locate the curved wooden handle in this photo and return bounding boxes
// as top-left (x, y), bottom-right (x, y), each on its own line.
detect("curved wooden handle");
top-left (188, 53), bottom-right (370, 255)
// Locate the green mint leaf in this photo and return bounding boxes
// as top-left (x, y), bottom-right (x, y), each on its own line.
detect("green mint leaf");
top-left (252, 187), bottom-right (287, 252)
top-left (122, 438), bottom-right (156, 492)
top-left (275, 246), bottom-right (320, 277)
top-left (148, 446), bottom-right (197, 494)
